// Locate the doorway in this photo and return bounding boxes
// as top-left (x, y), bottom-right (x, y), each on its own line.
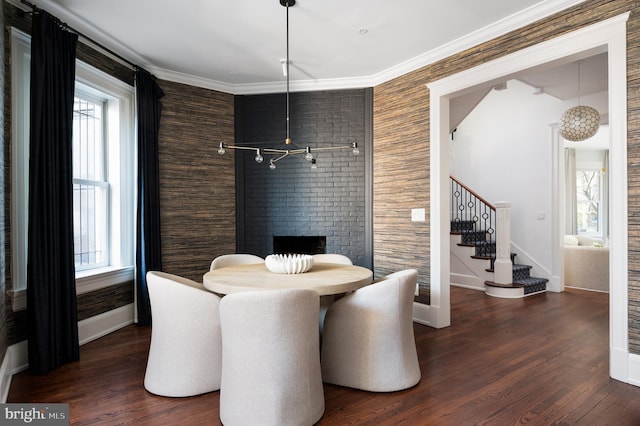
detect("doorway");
top-left (427, 14), bottom-right (629, 383)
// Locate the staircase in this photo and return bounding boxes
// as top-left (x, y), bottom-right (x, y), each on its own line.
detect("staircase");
top-left (452, 219), bottom-right (548, 298)
top-left (450, 175), bottom-right (547, 299)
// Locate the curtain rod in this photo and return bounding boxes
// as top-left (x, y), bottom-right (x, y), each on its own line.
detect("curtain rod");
top-left (20, 0), bottom-right (137, 71)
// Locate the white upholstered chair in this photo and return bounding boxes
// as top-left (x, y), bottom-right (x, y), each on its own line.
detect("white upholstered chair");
top-left (321, 269), bottom-right (421, 392)
top-left (144, 271), bottom-right (222, 397)
top-left (312, 254), bottom-right (352, 336)
top-left (210, 253), bottom-right (264, 271)
top-left (311, 253), bottom-right (353, 265)
top-left (219, 289), bottom-right (325, 426)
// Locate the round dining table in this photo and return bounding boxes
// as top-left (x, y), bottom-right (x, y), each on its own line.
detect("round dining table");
top-left (203, 262), bottom-right (373, 296)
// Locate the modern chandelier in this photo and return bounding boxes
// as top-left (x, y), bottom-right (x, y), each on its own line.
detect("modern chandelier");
top-left (217, 0), bottom-right (359, 170)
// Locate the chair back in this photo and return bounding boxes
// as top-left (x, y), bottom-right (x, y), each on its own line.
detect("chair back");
top-left (144, 271), bottom-right (222, 397)
top-left (210, 253), bottom-right (264, 270)
top-left (219, 288), bottom-right (325, 426)
top-left (312, 253), bottom-right (352, 265)
top-left (321, 268), bottom-right (421, 392)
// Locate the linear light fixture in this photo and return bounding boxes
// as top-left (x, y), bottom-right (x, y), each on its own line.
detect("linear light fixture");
top-left (217, 0), bottom-right (359, 169)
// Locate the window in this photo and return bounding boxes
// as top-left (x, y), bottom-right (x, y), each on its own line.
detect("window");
top-left (73, 94), bottom-right (109, 270)
top-left (576, 169), bottom-right (602, 235)
top-left (10, 28), bottom-right (135, 310)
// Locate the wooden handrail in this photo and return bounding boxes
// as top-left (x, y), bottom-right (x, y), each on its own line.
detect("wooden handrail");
top-left (450, 175), bottom-right (495, 210)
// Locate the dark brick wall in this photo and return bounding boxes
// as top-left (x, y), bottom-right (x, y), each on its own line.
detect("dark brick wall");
top-left (236, 89), bottom-right (371, 266)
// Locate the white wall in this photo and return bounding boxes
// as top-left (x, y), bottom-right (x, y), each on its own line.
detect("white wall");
top-left (450, 79), bottom-right (566, 273)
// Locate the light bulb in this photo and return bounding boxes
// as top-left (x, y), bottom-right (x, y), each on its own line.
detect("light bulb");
top-left (305, 147), bottom-right (313, 161)
top-left (351, 142), bottom-right (359, 155)
top-left (255, 149), bottom-right (263, 163)
top-left (269, 160), bottom-right (276, 170)
top-left (311, 159), bottom-right (317, 169)
top-left (218, 142), bottom-right (226, 155)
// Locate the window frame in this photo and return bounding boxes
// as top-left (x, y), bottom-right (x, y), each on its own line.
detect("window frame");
top-left (73, 90), bottom-right (110, 271)
top-left (575, 167), bottom-right (603, 237)
top-left (9, 28), bottom-right (136, 311)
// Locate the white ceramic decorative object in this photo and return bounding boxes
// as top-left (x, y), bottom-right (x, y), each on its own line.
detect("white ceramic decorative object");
top-left (265, 254), bottom-right (314, 274)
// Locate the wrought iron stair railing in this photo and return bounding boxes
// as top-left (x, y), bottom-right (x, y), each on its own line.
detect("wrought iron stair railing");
top-left (450, 175), bottom-right (496, 258)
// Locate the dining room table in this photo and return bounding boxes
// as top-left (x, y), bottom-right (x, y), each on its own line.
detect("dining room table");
top-left (202, 261), bottom-right (373, 296)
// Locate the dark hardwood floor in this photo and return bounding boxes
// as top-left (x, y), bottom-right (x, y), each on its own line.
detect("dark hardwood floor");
top-left (8, 286), bottom-right (640, 425)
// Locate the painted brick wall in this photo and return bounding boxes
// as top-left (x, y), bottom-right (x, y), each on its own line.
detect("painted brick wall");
top-left (236, 89), bottom-right (369, 266)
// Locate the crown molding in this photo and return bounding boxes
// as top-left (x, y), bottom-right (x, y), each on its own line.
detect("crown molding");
top-left (16, 0), bottom-right (150, 70)
top-left (368, 0), bottom-right (589, 87)
top-left (19, 0), bottom-right (588, 94)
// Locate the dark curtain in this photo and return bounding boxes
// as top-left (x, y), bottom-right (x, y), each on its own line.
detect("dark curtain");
top-left (27, 11), bottom-right (79, 375)
top-left (135, 69), bottom-right (164, 326)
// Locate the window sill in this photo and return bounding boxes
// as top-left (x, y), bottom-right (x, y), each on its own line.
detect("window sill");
top-left (9, 266), bottom-right (135, 312)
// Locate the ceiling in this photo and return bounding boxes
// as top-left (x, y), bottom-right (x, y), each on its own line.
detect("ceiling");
top-left (21, 0), bottom-right (596, 95)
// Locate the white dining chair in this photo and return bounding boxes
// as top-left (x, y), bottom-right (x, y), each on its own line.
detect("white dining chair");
top-left (144, 271), bottom-right (222, 397)
top-left (321, 269), bottom-right (421, 392)
top-left (312, 253), bottom-right (353, 265)
top-left (312, 254), bottom-right (352, 337)
top-left (219, 288), bottom-right (325, 426)
top-left (210, 253), bottom-right (264, 270)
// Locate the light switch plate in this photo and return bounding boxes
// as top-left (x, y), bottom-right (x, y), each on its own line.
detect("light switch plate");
top-left (411, 208), bottom-right (426, 222)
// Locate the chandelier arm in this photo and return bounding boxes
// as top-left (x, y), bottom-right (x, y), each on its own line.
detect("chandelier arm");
top-left (307, 145), bottom-right (354, 152)
top-left (271, 151), bottom-right (291, 163)
top-left (224, 144), bottom-right (261, 151)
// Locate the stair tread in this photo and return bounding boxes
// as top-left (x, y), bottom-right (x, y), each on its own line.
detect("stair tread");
top-left (514, 277), bottom-right (548, 285)
top-left (485, 277), bottom-right (548, 287)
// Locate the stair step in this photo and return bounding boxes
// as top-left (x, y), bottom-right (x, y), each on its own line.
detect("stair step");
top-left (486, 263), bottom-right (532, 276)
top-left (485, 277), bottom-right (547, 295)
top-left (460, 230), bottom-right (489, 244)
top-left (451, 220), bottom-right (475, 232)
top-left (514, 277), bottom-right (548, 295)
top-left (452, 222), bottom-right (547, 297)
top-left (513, 264), bottom-right (532, 281)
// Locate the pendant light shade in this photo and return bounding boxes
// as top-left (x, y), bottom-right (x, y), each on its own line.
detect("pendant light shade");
top-left (559, 105), bottom-right (600, 142)
top-left (558, 60), bottom-right (600, 142)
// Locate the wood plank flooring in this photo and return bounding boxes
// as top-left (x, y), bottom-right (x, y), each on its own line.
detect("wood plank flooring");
top-left (8, 286), bottom-right (640, 425)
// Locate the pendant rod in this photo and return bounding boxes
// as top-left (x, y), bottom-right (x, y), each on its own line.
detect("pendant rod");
top-left (285, 2), bottom-right (291, 145)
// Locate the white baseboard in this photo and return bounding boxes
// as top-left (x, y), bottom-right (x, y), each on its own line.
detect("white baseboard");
top-left (627, 352), bottom-right (640, 387)
top-left (78, 303), bottom-right (134, 346)
top-left (412, 302), bottom-right (432, 327)
top-left (450, 274), bottom-right (486, 291)
top-left (0, 303), bottom-right (135, 402)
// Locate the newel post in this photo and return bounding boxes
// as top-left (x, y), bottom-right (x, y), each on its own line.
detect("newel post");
top-left (493, 201), bottom-right (512, 284)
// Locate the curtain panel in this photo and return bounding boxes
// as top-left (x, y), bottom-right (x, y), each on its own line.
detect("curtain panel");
top-left (27, 11), bottom-right (80, 375)
top-left (135, 70), bottom-right (164, 326)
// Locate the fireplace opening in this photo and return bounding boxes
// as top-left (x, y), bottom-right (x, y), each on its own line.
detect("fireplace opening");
top-left (273, 236), bottom-right (326, 255)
